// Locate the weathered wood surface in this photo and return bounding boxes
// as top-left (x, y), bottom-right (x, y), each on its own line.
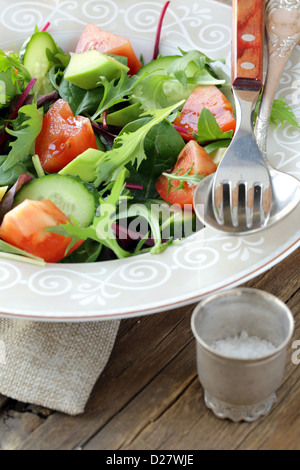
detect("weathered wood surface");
top-left (0, 248), bottom-right (299, 450)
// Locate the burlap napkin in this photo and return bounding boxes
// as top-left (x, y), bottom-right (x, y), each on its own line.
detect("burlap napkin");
top-left (0, 318), bottom-right (120, 415)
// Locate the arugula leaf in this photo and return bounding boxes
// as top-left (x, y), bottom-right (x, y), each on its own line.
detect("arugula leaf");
top-left (1, 104), bottom-right (43, 172)
top-left (255, 96), bottom-right (299, 129)
top-left (193, 107), bottom-right (233, 145)
top-left (91, 71), bottom-right (142, 121)
top-left (162, 166), bottom-right (205, 195)
top-left (94, 100), bottom-right (185, 186)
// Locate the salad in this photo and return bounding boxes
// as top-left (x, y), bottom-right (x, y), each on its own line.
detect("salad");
top-left (0, 2), bottom-right (298, 266)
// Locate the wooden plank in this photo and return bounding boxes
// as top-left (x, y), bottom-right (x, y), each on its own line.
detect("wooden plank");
top-left (14, 304), bottom-right (197, 450)
top-left (84, 341), bottom-right (198, 450)
top-left (121, 288), bottom-right (300, 450)
top-left (0, 401), bottom-right (50, 450)
top-left (237, 290), bottom-right (300, 450)
top-left (84, 250), bottom-right (300, 450)
top-left (243, 249), bottom-right (299, 302)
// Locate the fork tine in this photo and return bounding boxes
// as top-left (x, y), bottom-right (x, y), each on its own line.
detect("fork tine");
top-left (236, 183), bottom-right (247, 228)
top-left (222, 183), bottom-right (234, 227)
top-left (252, 185), bottom-right (263, 228)
top-left (246, 184), bottom-right (255, 228)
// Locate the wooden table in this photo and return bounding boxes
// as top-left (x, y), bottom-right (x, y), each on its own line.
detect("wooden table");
top-left (0, 247), bottom-right (299, 450)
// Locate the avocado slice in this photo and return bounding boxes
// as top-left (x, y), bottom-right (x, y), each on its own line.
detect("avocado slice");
top-left (64, 50), bottom-right (129, 90)
top-left (59, 148), bottom-right (105, 183)
top-left (98, 102), bottom-right (143, 127)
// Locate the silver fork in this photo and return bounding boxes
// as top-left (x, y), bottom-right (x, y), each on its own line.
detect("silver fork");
top-left (212, 0), bottom-right (272, 231)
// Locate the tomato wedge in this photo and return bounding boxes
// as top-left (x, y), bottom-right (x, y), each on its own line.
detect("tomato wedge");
top-left (173, 85), bottom-right (236, 141)
top-left (155, 141), bottom-right (217, 208)
top-left (0, 199), bottom-right (84, 263)
top-left (35, 99), bottom-right (98, 173)
top-left (75, 23), bottom-right (142, 75)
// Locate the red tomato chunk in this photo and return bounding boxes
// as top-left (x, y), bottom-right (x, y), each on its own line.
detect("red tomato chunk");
top-left (35, 99), bottom-right (98, 173)
top-left (75, 23), bottom-right (142, 75)
top-left (174, 85), bottom-right (236, 141)
top-left (0, 199), bottom-right (83, 263)
top-left (156, 141), bottom-right (217, 208)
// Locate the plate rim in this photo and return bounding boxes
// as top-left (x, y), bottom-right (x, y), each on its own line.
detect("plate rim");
top-left (0, 0), bottom-right (299, 321)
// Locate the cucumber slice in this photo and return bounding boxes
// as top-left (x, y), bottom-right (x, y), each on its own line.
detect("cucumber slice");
top-left (22, 31), bottom-right (58, 95)
top-left (14, 174), bottom-right (98, 227)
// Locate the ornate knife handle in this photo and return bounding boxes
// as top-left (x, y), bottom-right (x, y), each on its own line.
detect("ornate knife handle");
top-left (255, 0), bottom-right (300, 155)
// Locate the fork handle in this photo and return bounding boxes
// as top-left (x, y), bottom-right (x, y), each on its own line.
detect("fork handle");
top-left (232, 0), bottom-right (264, 91)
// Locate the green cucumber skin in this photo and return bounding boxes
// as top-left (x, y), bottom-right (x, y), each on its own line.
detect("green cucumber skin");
top-left (22, 31), bottom-right (58, 94)
top-left (23, 31), bottom-right (57, 68)
top-left (14, 174), bottom-right (98, 228)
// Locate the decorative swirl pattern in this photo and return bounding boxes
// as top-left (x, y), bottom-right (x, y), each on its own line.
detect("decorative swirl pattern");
top-left (0, 0), bottom-right (119, 31)
top-left (14, 260), bottom-right (172, 307)
top-left (117, 259), bottom-right (171, 287)
top-left (198, 24), bottom-right (231, 48)
top-left (124, 3), bottom-right (162, 32)
top-left (28, 270), bottom-right (74, 296)
top-left (82, 0), bottom-right (118, 25)
top-left (122, 2), bottom-right (230, 53)
top-left (0, 3), bottom-right (45, 31)
top-left (220, 237), bottom-right (265, 262)
top-left (173, 243), bottom-right (220, 270)
top-left (0, 262), bottom-right (22, 290)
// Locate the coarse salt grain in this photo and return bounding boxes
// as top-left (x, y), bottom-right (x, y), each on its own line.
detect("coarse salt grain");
top-left (210, 330), bottom-right (276, 359)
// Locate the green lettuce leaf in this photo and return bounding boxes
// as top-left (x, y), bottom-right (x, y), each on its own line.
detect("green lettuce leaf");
top-left (126, 119), bottom-right (185, 198)
top-left (58, 77), bottom-right (104, 116)
top-left (94, 100), bottom-right (185, 186)
top-left (92, 71), bottom-right (142, 121)
top-left (167, 48), bottom-right (225, 88)
top-left (1, 104), bottom-right (43, 171)
top-left (193, 107), bottom-right (233, 145)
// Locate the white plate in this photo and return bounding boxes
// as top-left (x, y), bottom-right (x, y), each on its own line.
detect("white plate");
top-left (0, 0), bottom-right (299, 321)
